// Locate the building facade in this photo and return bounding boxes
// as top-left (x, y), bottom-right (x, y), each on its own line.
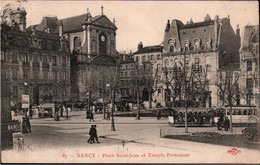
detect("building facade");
top-left (1, 8), bottom-right (71, 107)
top-left (239, 25), bottom-right (259, 107)
top-left (132, 43), bottom-right (163, 107)
top-left (31, 7), bottom-right (119, 102)
top-left (160, 15), bottom-right (241, 108)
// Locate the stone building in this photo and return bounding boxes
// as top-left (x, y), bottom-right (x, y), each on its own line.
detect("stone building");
top-left (161, 15), bottom-right (241, 108)
top-left (30, 7), bottom-right (119, 102)
top-left (132, 42), bottom-right (163, 107)
top-left (239, 25), bottom-right (259, 107)
top-left (1, 8), bottom-right (71, 107)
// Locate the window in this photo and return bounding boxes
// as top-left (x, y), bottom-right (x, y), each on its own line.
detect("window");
top-left (157, 54), bottom-right (161, 60)
top-left (246, 78), bottom-right (253, 89)
top-left (53, 86), bottom-right (57, 96)
top-left (142, 56), bottom-right (146, 62)
top-left (110, 42), bottom-right (114, 55)
top-left (151, 55), bottom-right (154, 61)
top-left (62, 57), bottom-right (66, 66)
top-left (12, 69), bottom-right (18, 80)
top-left (33, 54), bottom-right (38, 63)
top-left (247, 61), bottom-right (252, 71)
top-left (194, 39), bottom-right (201, 51)
top-left (52, 56), bottom-right (57, 65)
top-left (63, 71), bottom-right (66, 80)
top-left (13, 86), bottom-right (18, 97)
top-left (184, 43), bottom-right (189, 51)
top-left (23, 69), bottom-right (29, 79)
top-left (165, 59), bottom-right (169, 67)
top-left (91, 39), bottom-right (96, 53)
top-left (205, 38), bottom-right (212, 49)
top-left (12, 52), bottom-right (17, 63)
top-left (168, 39), bottom-right (175, 52)
top-left (136, 56), bottom-right (139, 62)
top-left (34, 70), bottom-right (38, 79)
top-left (22, 53), bottom-right (29, 63)
top-left (53, 71), bottom-right (57, 81)
top-left (43, 55), bottom-right (48, 64)
top-left (73, 37), bottom-right (80, 51)
top-left (43, 71), bottom-right (48, 79)
top-left (158, 89), bottom-right (161, 96)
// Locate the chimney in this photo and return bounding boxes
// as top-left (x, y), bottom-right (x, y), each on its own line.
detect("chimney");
top-left (236, 24), bottom-right (240, 42)
top-left (165, 20), bottom-right (170, 32)
top-left (138, 42), bottom-right (143, 51)
top-left (113, 18), bottom-right (115, 25)
top-left (59, 20), bottom-right (63, 38)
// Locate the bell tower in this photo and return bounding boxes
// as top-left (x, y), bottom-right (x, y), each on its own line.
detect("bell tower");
top-left (10, 8), bottom-right (27, 32)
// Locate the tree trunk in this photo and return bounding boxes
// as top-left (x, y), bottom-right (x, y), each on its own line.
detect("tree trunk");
top-left (103, 91), bottom-right (105, 119)
top-left (185, 101), bottom-right (188, 133)
top-left (149, 90), bottom-right (152, 108)
top-left (111, 89), bottom-right (116, 131)
top-left (136, 90), bottom-right (140, 120)
top-left (229, 101), bottom-right (233, 133)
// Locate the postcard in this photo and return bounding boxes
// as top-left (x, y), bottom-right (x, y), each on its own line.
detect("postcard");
top-left (1, 0), bottom-right (259, 163)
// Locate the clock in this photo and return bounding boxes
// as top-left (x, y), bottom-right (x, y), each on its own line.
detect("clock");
top-left (101, 35), bottom-right (106, 42)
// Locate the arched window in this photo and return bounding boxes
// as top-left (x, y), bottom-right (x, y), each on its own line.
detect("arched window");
top-left (91, 39), bottom-right (96, 53)
top-left (205, 38), bottom-right (212, 49)
top-left (168, 39), bottom-right (175, 53)
top-left (110, 42), bottom-right (114, 55)
top-left (73, 36), bottom-right (80, 51)
top-left (165, 59), bottom-right (169, 67)
top-left (183, 40), bottom-right (190, 51)
top-left (193, 38), bottom-right (201, 51)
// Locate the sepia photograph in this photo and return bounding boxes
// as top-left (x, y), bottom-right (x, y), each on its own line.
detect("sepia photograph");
top-left (1, 0), bottom-right (259, 163)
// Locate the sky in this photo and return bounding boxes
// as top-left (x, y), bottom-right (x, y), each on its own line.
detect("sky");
top-left (1, 1), bottom-right (259, 53)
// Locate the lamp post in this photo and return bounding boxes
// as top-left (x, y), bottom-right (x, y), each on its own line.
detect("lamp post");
top-left (107, 82), bottom-right (116, 131)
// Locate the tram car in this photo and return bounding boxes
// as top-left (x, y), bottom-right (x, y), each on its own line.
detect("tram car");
top-left (224, 105), bottom-right (259, 126)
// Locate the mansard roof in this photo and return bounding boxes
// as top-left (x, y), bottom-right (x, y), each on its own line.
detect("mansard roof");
top-left (36, 16), bottom-right (59, 33)
top-left (133, 45), bottom-right (162, 55)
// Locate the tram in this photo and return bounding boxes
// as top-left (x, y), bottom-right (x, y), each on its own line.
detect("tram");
top-left (224, 105), bottom-right (259, 126)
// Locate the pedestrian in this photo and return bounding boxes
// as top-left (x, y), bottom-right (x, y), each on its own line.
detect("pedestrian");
top-left (223, 117), bottom-right (228, 131)
top-left (60, 104), bottom-right (63, 117)
top-left (68, 106), bottom-right (72, 113)
top-left (93, 125), bottom-right (100, 143)
top-left (217, 118), bottom-right (222, 131)
top-left (89, 110), bottom-right (94, 122)
top-left (156, 109), bottom-right (161, 120)
top-left (226, 117), bottom-right (230, 131)
top-left (87, 125), bottom-right (95, 144)
top-left (21, 117), bottom-right (27, 133)
top-left (25, 116), bottom-right (31, 133)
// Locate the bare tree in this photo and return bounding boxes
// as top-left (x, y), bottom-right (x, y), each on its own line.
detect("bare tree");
top-left (130, 62), bottom-right (152, 120)
top-left (215, 65), bottom-right (241, 132)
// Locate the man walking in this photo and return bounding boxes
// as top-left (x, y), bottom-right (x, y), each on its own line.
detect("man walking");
top-left (89, 110), bottom-right (94, 122)
top-left (87, 125), bottom-right (95, 144)
top-left (93, 125), bottom-right (100, 143)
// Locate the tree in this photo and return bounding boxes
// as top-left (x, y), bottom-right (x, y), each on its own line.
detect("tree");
top-left (130, 62), bottom-right (152, 120)
top-left (215, 65), bottom-right (241, 132)
top-left (162, 55), bottom-right (210, 133)
top-left (108, 63), bottom-right (120, 131)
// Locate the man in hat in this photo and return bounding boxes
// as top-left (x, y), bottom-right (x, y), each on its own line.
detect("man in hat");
top-left (87, 125), bottom-right (95, 144)
top-left (93, 125), bottom-right (100, 143)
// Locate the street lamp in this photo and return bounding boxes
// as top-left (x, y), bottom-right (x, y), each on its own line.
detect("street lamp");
top-left (107, 83), bottom-right (116, 131)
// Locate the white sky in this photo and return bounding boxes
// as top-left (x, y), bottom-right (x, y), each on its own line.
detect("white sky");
top-left (2, 1), bottom-right (259, 53)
